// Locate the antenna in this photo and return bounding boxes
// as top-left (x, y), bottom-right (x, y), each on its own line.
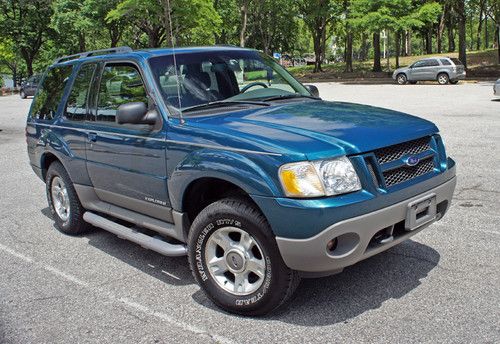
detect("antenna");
top-left (166, 0), bottom-right (185, 125)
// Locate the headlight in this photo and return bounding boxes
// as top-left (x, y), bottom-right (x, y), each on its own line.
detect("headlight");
top-left (279, 157), bottom-right (361, 198)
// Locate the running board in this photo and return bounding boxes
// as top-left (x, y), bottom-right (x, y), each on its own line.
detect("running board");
top-left (83, 212), bottom-right (187, 257)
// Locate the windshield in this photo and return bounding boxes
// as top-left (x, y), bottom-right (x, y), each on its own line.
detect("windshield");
top-left (148, 50), bottom-right (311, 112)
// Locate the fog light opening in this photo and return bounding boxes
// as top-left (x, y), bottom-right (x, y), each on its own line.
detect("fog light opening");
top-left (326, 238), bottom-right (338, 252)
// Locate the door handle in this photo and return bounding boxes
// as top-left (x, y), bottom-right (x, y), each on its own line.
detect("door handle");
top-left (88, 132), bottom-right (97, 142)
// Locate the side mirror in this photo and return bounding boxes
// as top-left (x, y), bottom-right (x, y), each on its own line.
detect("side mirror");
top-left (305, 84), bottom-right (320, 98)
top-left (116, 102), bottom-right (158, 125)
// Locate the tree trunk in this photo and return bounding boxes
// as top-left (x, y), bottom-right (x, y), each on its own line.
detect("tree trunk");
top-left (395, 31), bottom-right (401, 68)
top-left (26, 59), bottom-right (33, 77)
top-left (12, 68), bottom-right (17, 88)
top-left (496, 25), bottom-right (500, 63)
top-left (476, 0), bottom-right (485, 50)
top-left (447, 25), bottom-right (455, 52)
top-left (426, 28), bottom-right (433, 54)
top-left (313, 32), bottom-right (323, 73)
top-left (406, 30), bottom-right (412, 56)
top-left (239, 1), bottom-right (248, 47)
top-left (456, 0), bottom-right (467, 67)
top-left (78, 32), bottom-right (86, 52)
top-left (345, 31), bottom-right (353, 72)
top-left (484, 15), bottom-right (488, 48)
top-left (360, 32), bottom-right (368, 60)
top-left (437, 8), bottom-right (446, 53)
top-left (373, 32), bottom-right (381, 72)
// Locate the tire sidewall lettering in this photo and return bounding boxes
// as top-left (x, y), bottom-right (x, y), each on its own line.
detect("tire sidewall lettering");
top-left (194, 216), bottom-right (273, 307)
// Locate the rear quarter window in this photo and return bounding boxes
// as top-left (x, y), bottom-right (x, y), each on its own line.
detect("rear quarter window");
top-left (450, 58), bottom-right (463, 66)
top-left (440, 59), bottom-right (452, 66)
top-left (29, 65), bottom-right (73, 120)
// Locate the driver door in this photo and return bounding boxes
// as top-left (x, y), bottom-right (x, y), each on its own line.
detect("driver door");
top-left (85, 61), bottom-right (172, 222)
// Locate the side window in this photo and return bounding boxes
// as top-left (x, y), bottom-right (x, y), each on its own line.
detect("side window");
top-left (428, 59), bottom-right (440, 67)
top-left (440, 59), bottom-right (451, 66)
top-left (29, 65), bottom-right (73, 120)
top-left (412, 60), bottom-right (426, 68)
top-left (65, 64), bottom-right (96, 121)
top-left (96, 63), bottom-right (148, 123)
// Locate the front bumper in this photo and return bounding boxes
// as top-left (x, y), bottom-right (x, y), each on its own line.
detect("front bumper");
top-left (274, 176), bottom-right (456, 275)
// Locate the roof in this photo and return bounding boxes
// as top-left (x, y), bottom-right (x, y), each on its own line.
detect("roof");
top-left (52, 45), bottom-right (255, 66)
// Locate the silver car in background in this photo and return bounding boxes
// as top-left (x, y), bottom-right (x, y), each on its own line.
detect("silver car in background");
top-left (393, 57), bottom-right (466, 85)
top-left (494, 79), bottom-right (500, 97)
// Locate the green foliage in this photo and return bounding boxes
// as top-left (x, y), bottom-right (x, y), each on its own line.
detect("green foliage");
top-left (107, 0), bottom-right (222, 47)
top-left (0, 0), bottom-right (496, 80)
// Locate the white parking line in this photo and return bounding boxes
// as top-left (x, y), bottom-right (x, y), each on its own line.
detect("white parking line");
top-left (0, 243), bottom-right (235, 344)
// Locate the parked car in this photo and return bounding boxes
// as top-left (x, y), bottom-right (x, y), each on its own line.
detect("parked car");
top-left (20, 74), bottom-right (41, 98)
top-left (26, 46), bottom-right (456, 316)
top-left (392, 57), bottom-right (466, 85)
top-left (494, 79), bottom-right (500, 97)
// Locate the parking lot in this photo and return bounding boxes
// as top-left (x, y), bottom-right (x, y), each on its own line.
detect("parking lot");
top-left (0, 82), bottom-right (499, 343)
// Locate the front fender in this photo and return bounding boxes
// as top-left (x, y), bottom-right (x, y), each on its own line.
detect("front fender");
top-left (167, 149), bottom-right (282, 211)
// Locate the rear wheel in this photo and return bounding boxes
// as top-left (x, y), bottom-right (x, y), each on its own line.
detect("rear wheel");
top-left (396, 73), bottom-right (407, 85)
top-left (437, 73), bottom-right (449, 85)
top-left (408, 81), bottom-right (417, 85)
top-left (188, 198), bottom-right (300, 316)
top-left (46, 161), bottom-right (92, 235)
top-left (449, 80), bottom-right (459, 85)
top-left (20, 90), bottom-right (27, 99)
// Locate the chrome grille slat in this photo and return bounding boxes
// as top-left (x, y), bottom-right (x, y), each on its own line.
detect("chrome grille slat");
top-left (375, 137), bottom-right (431, 164)
top-left (370, 136), bottom-right (436, 188)
top-left (383, 157), bottom-right (435, 187)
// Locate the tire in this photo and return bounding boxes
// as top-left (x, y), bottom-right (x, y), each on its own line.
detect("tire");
top-left (449, 80), bottom-right (459, 85)
top-left (396, 73), bottom-right (407, 85)
top-left (20, 90), bottom-right (27, 99)
top-left (409, 81), bottom-right (417, 85)
top-left (45, 161), bottom-right (91, 235)
top-left (188, 197), bottom-right (300, 316)
top-left (437, 73), bottom-right (449, 85)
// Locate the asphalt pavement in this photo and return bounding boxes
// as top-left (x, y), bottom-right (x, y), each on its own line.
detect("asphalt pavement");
top-left (0, 82), bottom-right (499, 343)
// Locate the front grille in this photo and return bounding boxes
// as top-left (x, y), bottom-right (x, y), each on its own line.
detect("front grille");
top-left (383, 157), bottom-right (435, 187)
top-left (375, 137), bottom-right (431, 164)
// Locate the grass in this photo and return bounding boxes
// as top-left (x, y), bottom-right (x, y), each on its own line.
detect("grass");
top-left (287, 49), bottom-right (500, 80)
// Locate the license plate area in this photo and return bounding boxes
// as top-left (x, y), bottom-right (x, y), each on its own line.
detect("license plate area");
top-left (405, 194), bottom-right (437, 231)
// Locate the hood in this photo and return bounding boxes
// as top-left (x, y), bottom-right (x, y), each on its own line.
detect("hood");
top-left (192, 100), bottom-right (438, 160)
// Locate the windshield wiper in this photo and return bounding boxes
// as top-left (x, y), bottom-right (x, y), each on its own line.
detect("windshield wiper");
top-left (261, 94), bottom-right (319, 102)
top-left (182, 100), bottom-right (270, 113)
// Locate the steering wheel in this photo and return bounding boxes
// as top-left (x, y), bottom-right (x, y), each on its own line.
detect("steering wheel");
top-left (240, 82), bottom-right (268, 93)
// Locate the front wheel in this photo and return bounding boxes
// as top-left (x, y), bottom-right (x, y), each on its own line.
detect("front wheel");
top-left (188, 198), bottom-right (300, 316)
top-left (396, 73), bottom-right (407, 85)
top-left (20, 90), bottom-right (27, 99)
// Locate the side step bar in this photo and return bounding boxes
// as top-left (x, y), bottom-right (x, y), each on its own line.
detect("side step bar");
top-left (83, 212), bottom-right (187, 257)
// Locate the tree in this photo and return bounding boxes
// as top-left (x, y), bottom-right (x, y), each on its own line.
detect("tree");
top-left (298, 0), bottom-right (342, 72)
top-left (83, 0), bottom-right (127, 47)
top-left (0, 39), bottom-right (21, 87)
top-left (0, 0), bottom-right (53, 76)
top-left (214, 0), bottom-right (240, 44)
top-left (107, 0), bottom-right (221, 48)
top-left (52, 0), bottom-right (92, 52)
top-left (455, 0), bottom-right (467, 68)
top-left (239, 0), bottom-right (250, 47)
top-left (247, 0), bottom-right (299, 54)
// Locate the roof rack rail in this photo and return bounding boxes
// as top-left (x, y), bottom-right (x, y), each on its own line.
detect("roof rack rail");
top-left (53, 46), bottom-right (133, 64)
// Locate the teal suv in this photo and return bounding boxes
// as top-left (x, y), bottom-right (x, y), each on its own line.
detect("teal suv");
top-left (26, 46), bottom-right (456, 315)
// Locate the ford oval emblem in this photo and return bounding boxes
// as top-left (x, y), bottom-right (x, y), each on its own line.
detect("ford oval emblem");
top-left (406, 156), bottom-right (420, 166)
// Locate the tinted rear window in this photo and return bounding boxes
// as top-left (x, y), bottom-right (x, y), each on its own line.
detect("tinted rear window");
top-left (65, 63), bottom-right (97, 121)
top-left (440, 59), bottom-right (451, 66)
top-left (30, 65), bottom-right (73, 120)
top-left (450, 58), bottom-right (463, 66)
